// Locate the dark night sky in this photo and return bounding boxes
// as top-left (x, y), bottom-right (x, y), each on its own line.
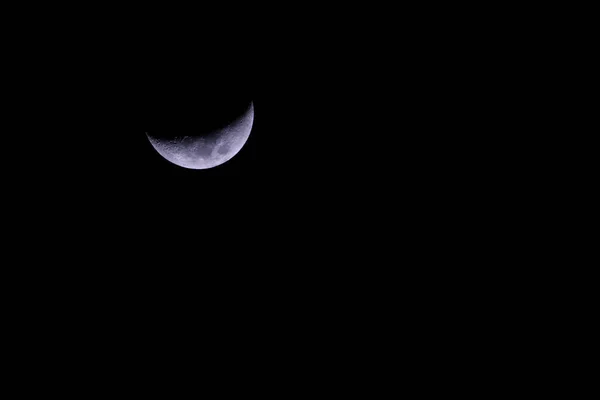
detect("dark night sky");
top-left (1, 6), bottom-right (493, 325)
top-left (1, 6), bottom-right (523, 356)
top-left (6, 5), bottom-right (441, 272)
top-left (14, 23), bottom-right (335, 255)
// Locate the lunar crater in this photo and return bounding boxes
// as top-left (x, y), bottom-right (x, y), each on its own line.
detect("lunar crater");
top-left (146, 102), bottom-right (254, 169)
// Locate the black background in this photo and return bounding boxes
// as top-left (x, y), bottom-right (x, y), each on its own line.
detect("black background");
top-left (0, 6), bottom-right (542, 374)
top-left (4, 5), bottom-right (444, 283)
top-left (0, 7), bottom-right (520, 361)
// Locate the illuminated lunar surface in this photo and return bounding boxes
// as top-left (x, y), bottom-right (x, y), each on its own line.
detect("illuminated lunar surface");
top-left (147, 102), bottom-right (254, 169)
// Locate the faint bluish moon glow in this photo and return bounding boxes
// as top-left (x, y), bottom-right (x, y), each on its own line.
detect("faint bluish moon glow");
top-left (146, 102), bottom-right (254, 169)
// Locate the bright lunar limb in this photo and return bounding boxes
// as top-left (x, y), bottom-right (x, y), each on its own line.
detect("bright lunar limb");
top-left (147, 102), bottom-right (254, 169)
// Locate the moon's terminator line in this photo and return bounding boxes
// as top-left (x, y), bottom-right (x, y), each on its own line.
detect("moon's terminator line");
top-left (146, 102), bottom-right (254, 169)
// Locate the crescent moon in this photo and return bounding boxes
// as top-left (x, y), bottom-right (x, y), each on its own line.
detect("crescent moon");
top-left (146, 102), bottom-right (254, 169)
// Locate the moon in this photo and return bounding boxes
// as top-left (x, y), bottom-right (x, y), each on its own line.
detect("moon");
top-left (146, 102), bottom-right (254, 169)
